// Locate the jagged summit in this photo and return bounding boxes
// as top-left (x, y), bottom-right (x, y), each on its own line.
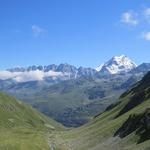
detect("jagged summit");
top-left (96, 55), bottom-right (137, 74)
top-left (4, 64), bottom-right (96, 82)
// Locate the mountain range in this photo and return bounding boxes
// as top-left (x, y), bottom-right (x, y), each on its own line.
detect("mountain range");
top-left (5, 64), bottom-right (97, 82)
top-left (0, 55), bottom-right (150, 127)
top-left (1, 67), bottom-right (150, 150)
top-left (3, 55), bottom-right (148, 83)
top-left (1, 55), bottom-right (150, 149)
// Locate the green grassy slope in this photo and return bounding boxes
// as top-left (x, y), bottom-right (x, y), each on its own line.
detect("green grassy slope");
top-left (53, 72), bottom-right (150, 150)
top-left (0, 92), bottom-right (64, 150)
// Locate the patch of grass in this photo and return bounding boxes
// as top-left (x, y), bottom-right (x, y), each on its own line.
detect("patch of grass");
top-left (0, 92), bottom-right (65, 150)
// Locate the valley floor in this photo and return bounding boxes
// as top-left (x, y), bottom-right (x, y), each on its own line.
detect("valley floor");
top-left (49, 130), bottom-right (150, 150)
top-left (0, 128), bottom-right (49, 150)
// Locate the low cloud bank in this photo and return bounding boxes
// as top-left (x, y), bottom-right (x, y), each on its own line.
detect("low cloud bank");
top-left (0, 70), bottom-right (63, 82)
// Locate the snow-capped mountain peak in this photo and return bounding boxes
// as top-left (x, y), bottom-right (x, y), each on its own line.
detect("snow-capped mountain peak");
top-left (96, 55), bottom-right (137, 74)
top-left (96, 63), bottom-right (104, 72)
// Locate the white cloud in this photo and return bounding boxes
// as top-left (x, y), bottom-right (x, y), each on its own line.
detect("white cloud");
top-left (14, 71), bottom-right (44, 82)
top-left (0, 70), bottom-right (63, 82)
top-left (32, 25), bottom-right (45, 37)
top-left (144, 8), bottom-right (150, 22)
top-left (121, 11), bottom-right (139, 26)
top-left (142, 32), bottom-right (150, 41)
top-left (44, 71), bottom-right (63, 77)
top-left (0, 71), bottom-right (21, 80)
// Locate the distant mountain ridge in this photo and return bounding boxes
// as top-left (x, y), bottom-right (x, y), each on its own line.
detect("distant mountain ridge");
top-left (0, 55), bottom-right (150, 127)
top-left (7, 63), bottom-right (96, 73)
top-left (130, 63), bottom-right (150, 74)
top-left (1, 55), bottom-right (149, 83)
top-left (4, 55), bottom-right (150, 83)
top-left (5, 64), bottom-right (96, 82)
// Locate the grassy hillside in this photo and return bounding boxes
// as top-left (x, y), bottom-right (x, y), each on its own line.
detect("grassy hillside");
top-left (51, 72), bottom-right (150, 150)
top-left (0, 72), bottom-right (149, 150)
top-left (0, 92), bottom-right (64, 150)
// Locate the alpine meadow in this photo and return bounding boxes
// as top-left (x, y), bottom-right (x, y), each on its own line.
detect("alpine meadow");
top-left (0, 0), bottom-right (150, 150)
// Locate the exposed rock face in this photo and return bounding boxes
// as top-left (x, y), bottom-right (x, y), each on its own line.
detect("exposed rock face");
top-left (130, 63), bottom-right (150, 74)
top-left (115, 108), bottom-right (150, 143)
top-left (116, 72), bottom-right (150, 118)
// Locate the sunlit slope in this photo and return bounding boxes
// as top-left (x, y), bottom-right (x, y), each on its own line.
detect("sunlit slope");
top-left (57, 72), bottom-right (150, 150)
top-left (0, 92), bottom-right (64, 150)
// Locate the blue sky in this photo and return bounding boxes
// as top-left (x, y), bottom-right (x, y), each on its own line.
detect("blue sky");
top-left (0, 0), bottom-right (150, 69)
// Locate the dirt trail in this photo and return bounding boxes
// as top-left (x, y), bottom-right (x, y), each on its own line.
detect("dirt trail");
top-left (89, 137), bottom-right (121, 150)
top-left (47, 131), bottom-right (74, 150)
